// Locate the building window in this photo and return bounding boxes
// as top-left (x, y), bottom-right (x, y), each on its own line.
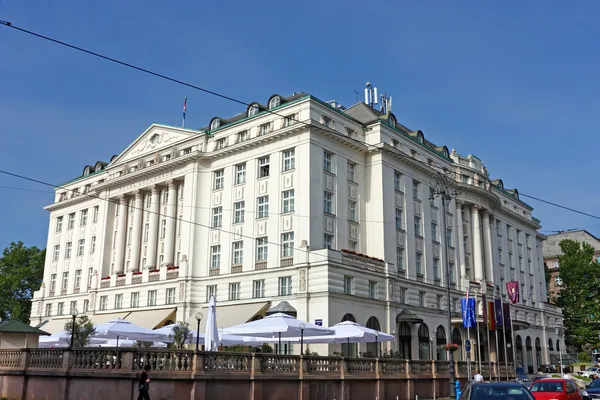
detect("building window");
top-left (53, 245), bottom-right (60, 261)
top-left (436, 295), bottom-right (443, 309)
top-left (396, 247), bottom-right (404, 272)
top-left (324, 234), bottom-right (334, 249)
top-left (253, 280), bottom-right (265, 298)
top-left (256, 237), bottom-right (268, 261)
top-left (210, 245), bottom-right (221, 269)
top-left (87, 268), bottom-right (93, 288)
top-left (206, 285), bottom-right (217, 302)
top-left (394, 171), bottom-right (403, 192)
top-left (213, 170), bottom-right (224, 190)
top-left (369, 281), bottom-right (378, 299)
top-left (344, 276), bottom-right (354, 295)
top-left (65, 242), bottom-right (72, 259)
top-left (128, 227), bottom-right (133, 244)
top-left (395, 208), bottom-right (403, 230)
top-left (147, 290), bottom-right (157, 306)
top-left (80, 209), bottom-right (88, 226)
top-left (130, 292), bottom-right (139, 308)
top-left (259, 123), bottom-right (270, 136)
top-left (349, 240), bottom-right (358, 251)
top-left (431, 222), bottom-right (438, 241)
top-left (433, 258), bottom-right (440, 280)
top-left (416, 252), bottom-right (423, 275)
top-left (324, 191), bottom-right (334, 214)
top-left (413, 180), bottom-right (420, 200)
top-left (232, 241), bottom-right (243, 265)
top-left (160, 219), bottom-right (167, 238)
top-left (143, 224), bottom-right (149, 242)
top-left (235, 163), bottom-right (246, 184)
top-left (115, 294), bottom-right (123, 309)
top-left (279, 276), bottom-right (292, 296)
top-left (282, 190), bottom-right (295, 213)
top-left (215, 138), bottom-right (227, 150)
top-left (258, 156), bottom-right (270, 177)
top-left (348, 201), bottom-right (357, 222)
top-left (348, 162), bottom-right (356, 182)
top-left (229, 283), bottom-right (240, 301)
top-left (323, 151), bottom-right (333, 173)
top-left (283, 114), bottom-right (296, 128)
top-left (399, 287), bottom-right (407, 303)
top-left (56, 216), bottom-right (63, 232)
top-left (233, 201), bottom-right (245, 224)
top-left (236, 130), bottom-right (248, 143)
top-left (212, 207), bottom-right (223, 228)
top-left (414, 215), bottom-right (422, 236)
top-left (446, 228), bottom-right (453, 247)
top-left (83, 299), bottom-right (89, 313)
top-left (50, 274), bottom-right (57, 292)
top-left (56, 302), bottom-right (64, 315)
top-left (462, 175), bottom-right (469, 184)
top-left (163, 189), bottom-right (169, 204)
top-left (67, 213), bottom-right (75, 229)
top-left (74, 269), bottom-right (82, 289)
top-left (257, 196), bottom-right (269, 219)
top-left (77, 239), bottom-right (85, 256)
top-left (449, 262), bottom-right (456, 283)
top-left (166, 288), bottom-right (176, 304)
top-left (45, 303), bottom-right (52, 317)
top-left (281, 232), bottom-right (294, 258)
top-left (99, 296), bottom-right (108, 311)
top-left (90, 236), bottom-right (96, 254)
top-left (419, 291), bottom-right (425, 307)
top-left (282, 149), bottom-right (295, 171)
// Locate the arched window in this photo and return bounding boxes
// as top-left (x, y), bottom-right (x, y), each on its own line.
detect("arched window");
top-left (418, 323), bottom-right (430, 360)
top-left (269, 96), bottom-right (281, 110)
top-left (398, 322), bottom-right (411, 359)
top-left (210, 118), bottom-right (220, 131)
top-left (342, 313), bottom-right (356, 322)
top-left (556, 340), bottom-right (560, 352)
top-left (548, 338), bottom-right (554, 351)
top-left (526, 337), bottom-right (533, 374)
top-left (248, 104), bottom-right (260, 117)
top-left (515, 336), bottom-right (523, 366)
top-left (535, 338), bottom-right (542, 367)
top-left (341, 314), bottom-right (357, 357)
top-left (452, 328), bottom-right (463, 361)
top-left (436, 326), bottom-right (447, 360)
top-left (366, 317), bottom-right (381, 357)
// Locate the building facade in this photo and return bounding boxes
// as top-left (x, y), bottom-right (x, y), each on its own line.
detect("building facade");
top-left (30, 90), bottom-right (562, 372)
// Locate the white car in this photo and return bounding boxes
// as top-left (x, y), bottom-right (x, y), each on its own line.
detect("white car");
top-left (579, 367), bottom-right (600, 377)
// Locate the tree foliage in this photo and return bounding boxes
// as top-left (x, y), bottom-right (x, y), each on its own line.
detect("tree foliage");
top-left (555, 239), bottom-right (600, 351)
top-left (0, 242), bottom-right (45, 323)
top-left (170, 321), bottom-right (192, 349)
top-left (64, 315), bottom-right (96, 347)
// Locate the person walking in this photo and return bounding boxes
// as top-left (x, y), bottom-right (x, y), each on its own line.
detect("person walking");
top-left (137, 364), bottom-right (151, 400)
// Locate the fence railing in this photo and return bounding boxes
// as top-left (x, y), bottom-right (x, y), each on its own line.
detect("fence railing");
top-left (0, 349), bottom-right (514, 379)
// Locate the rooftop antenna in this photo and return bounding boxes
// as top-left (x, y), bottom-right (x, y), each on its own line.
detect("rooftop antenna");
top-left (364, 82), bottom-right (378, 108)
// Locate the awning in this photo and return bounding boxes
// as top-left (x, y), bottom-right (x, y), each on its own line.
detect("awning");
top-left (188, 301), bottom-right (271, 331)
top-left (124, 308), bottom-right (176, 330)
top-left (34, 311), bottom-right (130, 334)
top-left (396, 309), bottom-right (424, 324)
top-left (33, 318), bottom-right (72, 334)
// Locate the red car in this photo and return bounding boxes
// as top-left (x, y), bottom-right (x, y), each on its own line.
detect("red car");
top-left (529, 379), bottom-right (583, 400)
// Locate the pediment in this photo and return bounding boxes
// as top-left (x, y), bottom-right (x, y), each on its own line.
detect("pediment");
top-left (110, 124), bottom-right (200, 166)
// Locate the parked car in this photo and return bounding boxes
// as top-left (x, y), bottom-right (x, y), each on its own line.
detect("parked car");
top-left (580, 368), bottom-right (600, 378)
top-left (459, 382), bottom-right (535, 400)
top-left (529, 378), bottom-right (586, 400)
top-left (583, 378), bottom-right (600, 399)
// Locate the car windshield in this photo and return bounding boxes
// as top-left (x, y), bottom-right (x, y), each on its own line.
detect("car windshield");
top-left (588, 379), bottom-right (600, 389)
top-left (530, 382), bottom-right (563, 392)
top-left (471, 385), bottom-right (534, 400)
top-left (587, 368), bottom-right (597, 371)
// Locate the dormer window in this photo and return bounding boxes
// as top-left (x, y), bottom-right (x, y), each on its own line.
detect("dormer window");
top-left (210, 118), bottom-right (221, 131)
top-left (388, 114), bottom-right (397, 127)
top-left (269, 96), bottom-right (281, 110)
top-left (248, 104), bottom-right (260, 117)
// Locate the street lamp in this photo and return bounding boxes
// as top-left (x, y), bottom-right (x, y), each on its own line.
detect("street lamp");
top-left (69, 307), bottom-right (79, 349)
top-left (195, 312), bottom-right (204, 352)
top-left (299, 323), bottom-right (305, 355)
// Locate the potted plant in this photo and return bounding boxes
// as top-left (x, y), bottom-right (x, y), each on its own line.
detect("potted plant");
top-left (444, 343), bottom-right (459, 352)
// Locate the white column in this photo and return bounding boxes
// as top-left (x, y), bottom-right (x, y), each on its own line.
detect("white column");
top-left (129, 190), bottom-right (144, 272)
top-left (146, 185), bottom-right (160, 269)
top-left (482, 210), bottom-right (494, 284)
top-left (164, 180), bottom-right (178, 266)
top-left (113, 195), bottom-right (128, 274)
top-left (456, 201), bottom-right (467, 286)
top-left (471, 206), bottom-right (484, 281)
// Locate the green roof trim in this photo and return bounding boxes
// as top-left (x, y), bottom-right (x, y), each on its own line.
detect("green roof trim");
top-left (57, 169), bottom-right (106, 188)
top-left (492, 184), bottom-right (533, 210)
top-left (390, 125), bottom-right (454, 162)
top-left (0, 320), bottom-right (50, 335)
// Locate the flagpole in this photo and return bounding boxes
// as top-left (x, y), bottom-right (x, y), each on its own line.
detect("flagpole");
top-left (509, 302), bottom-right (516, 374)
top-left (182, 97), bottom-right (187, 129)
top-left (499, 298), bottom-right (509, 380)
top-left (493, 290), bottom-right (500, 381)
top-left (483, 282), bottom-right (492, 381)
top-left (475, 292), bottom-right (482, 374)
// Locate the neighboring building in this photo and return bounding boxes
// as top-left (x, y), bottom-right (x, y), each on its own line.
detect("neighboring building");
top-left (30, 87), bottom-right (561, 372)
top-left (0, 320), bottom-right (49, 349)
top-left (542, 230), bottom-right (600, 302)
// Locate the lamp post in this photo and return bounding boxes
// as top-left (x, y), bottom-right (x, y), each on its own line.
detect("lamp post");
top-left (430, 172), bottom-right (458, 398)
top-left (299, 323), bottom-right (305, 355)
top-left (69, 307), bottom-right (79, 349)
top-left (195, 312), bottom-right (204, 352)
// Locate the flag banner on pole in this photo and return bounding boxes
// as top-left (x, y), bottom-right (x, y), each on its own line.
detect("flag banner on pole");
top-left (494, 298), bottom-right (504, 329)
top-left (503, 302), bottom-right (511, 331)
top-left (488, 301), bottom-right (496, 330)
top-left (506, 281), bottom-right (520, 304)
top-left (482, 293), bottom-right (488, 324)
top-left (183, 97), bottom-right (187, 119)
top-left (461, 297), bottom-right (476, 329)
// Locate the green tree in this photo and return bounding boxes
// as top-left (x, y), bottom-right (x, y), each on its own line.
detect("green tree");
top-left (64, 315), bottom-right (96, 347)
top-left (0, 241), bottom-right (45, 323)
top-left (170, 321), bottom-right (192, 349)
top-left (555, 239), bottom-right (600, 351)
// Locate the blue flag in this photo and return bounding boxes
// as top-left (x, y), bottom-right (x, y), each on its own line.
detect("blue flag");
top-left (461, 297), bottom-right (476, 328)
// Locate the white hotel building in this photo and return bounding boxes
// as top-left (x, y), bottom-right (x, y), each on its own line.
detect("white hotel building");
top-left (31, 91), bottom-right (562, 372)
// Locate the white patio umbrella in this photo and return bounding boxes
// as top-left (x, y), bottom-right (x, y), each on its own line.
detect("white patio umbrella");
top-left (153, 323), bottom-right (264, 347)
top-left (93, 319), bottom-right (165, 346)
top-left (204, 295), bottom-right (219, 351)
top-left (39, 330), bottom-right (107, 348)
top-left (98, 339), bottom-right (168, 348)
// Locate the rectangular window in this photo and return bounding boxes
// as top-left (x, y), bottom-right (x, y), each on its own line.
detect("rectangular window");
top-left (53, 245), bottom-right (60, 261)
top-left (90, 236), bottom-right (96, 254)
top-left (253, 280), bottom-right (265, 298)
top-left (282, 190), bottom-right (295, 213)
top-left (67, 213), bottom-right (75, 229)
top-left (394, 171), bottom-right (403, 191)
top-left (213, 169), bottom-right (224, 190)
top-left (56, 216), bottom-right (63, 232)
top-left (258, 156), bottom-right (270, 178)
top-left (324, 191), bottom-right (333, 214)
top-left (233, 201), bottom-right (245, 223)
top-left (369, 281), bottom-right (378, 299)
top-left (130, 292), bottom-right (139, 308)
top-left (433, 258), bottom-right (440, 280)
top-left (87, 268), bottom-right (93, 288)
top-left (413, 179), bottom-right (420, 199)
top-left (347, 162), bottom-right (356, 182)
top-left (343, 276), bottom-right (354, 295)
top-left (279, 276), bottom-right (292, 296)
top-left (348, 201), bottom-right (357, 222)
top-left (212, 207), bottom-right (223, 228)
top-left (145, 195), bottom-right (151, 208)
top-left (419, 291), bottom-right (425, 307)
top-left (166, 288), bottom-right (176, 304)
top-left (395, 208), bottom-right (403, 230)
top-left (77, 239), bottom-right (85, 256)
top-left (236, 130), bottom-right (248, 143)
top-left (449, 262), bottom-right (456, 284)
top-left (206, 285), bottom-right (217, 302)
top-left (256, 237), bottom-right (268, 261)
top-left (115, 294), bottom-right (123, 309)
top-left (50, 274), bottom-right (57, 292)
top-left (323, 151), bottom-right (333, 173)
top-left (235, 163), bottom-right (246, 184)
top-left (147, 290), bottom-right (157, 306)
top-left (65, 242), bottom-right (72, 259)
top-left (324, 233), bottom-right (334, 249)
top-left (431, 223), bottom-right (438, 240)
top-left (257, 196), bottom-right (269, 218)
top-left (210, 245), bottom-right (221, 269)
top-left (83, 299), bottom-right (89, 313)
top-left (99, 296), bottom-right (108, 311)
top-left (80, 209), bottom-right (88, 226)
top-left (57, 302), bottom-right (65, 315)
top-left (414, 215), bottom-right (422, 236)
top-left (215, 138), bottom-right (227, 150)
top-left (436, 295), bottom-right (443, 309)
top-left (446, 228), bottom-right (454, 247)
top-left (232, 241), bottom-right (243, 265)
top-left (399, 288), bottom-right (407, 303)
top-left (283, 114), bottom-right (296, 128)
top-left (416, 252), bottom-right (423, 275)
top-left (229, 283), bottom-right (240, 301)
top-left (161, 219), bottom-right (167, 238)
top-left (396, 247), bottom-right (404, 272)
top-left (143, 224), bottom-right (149, 242)
top-left (281, 232), bottom-right (294, 258)
top-left (259, 123), bottom-right (270, 136)
top-left (45, 303), bottom-right (52, 317)
top-left (74, 269), bottom-right (82, 289)
top-left (128, 227), bottom-right (133, 244)
top-left (282, 149), bottom-right (295, 171)
top-left (462, 174), bottom-right (469, 184)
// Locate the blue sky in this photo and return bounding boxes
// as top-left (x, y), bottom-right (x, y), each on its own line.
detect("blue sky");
top-left (1, 1), bottom-right (599, 250)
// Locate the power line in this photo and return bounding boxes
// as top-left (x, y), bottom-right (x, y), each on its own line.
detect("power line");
top-left (518, 193), bottom-right (600, 221)
top-left (0, 185), bottom-right (54, 194)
